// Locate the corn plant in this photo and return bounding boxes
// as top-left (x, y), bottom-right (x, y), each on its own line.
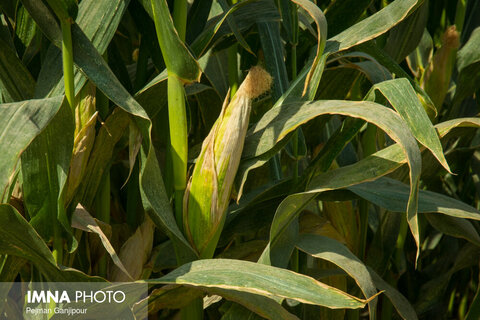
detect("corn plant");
top-left (0, 0), bottom-right (480, 319)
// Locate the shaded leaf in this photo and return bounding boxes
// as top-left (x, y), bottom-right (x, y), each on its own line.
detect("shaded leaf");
top-left (0, 96), bottom-right (63, 200)
top-left (0, 204), bottom-right (103, 282)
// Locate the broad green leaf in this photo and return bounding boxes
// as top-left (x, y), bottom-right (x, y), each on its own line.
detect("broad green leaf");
top-left (425, 213), bottom-right (480, 247)
top-left (297, 234), bottom-right (378, 318)
top-left (150, 0), bottom-right (201, 82)
top-left (21, 98), bottom-right (75, 249)
top-left (349, 177), bottom-right (480, 221)
top-left (348, 177), bottom-right (480, 245)
top-left (366, 78), bottom-right (450, 172)
top-left (367, 267), bottom-right (418, 320)
top-left (0, 36), bottom-right (35, 102)
top-left (249, 100), bottom-right (422, 264)
top-left (0, 96), bottom-right (63, 201)
top-left (292, 118), bottom-right (480, 222)
top-left (326, 0), bottom-right (424, 54)
top-left (139, 147), bottom-right (198, 264)
top-left (0, 204), bottom-right (103, 282)
top-left (146, 259), bottom-right (367, 309)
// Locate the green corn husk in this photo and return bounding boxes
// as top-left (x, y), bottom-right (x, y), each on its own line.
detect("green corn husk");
top-left (183, 66), bottom-right (272, 259)
top-left (65, 83), bottom-right (97, 205)
top-left (423, 25), bottom-right (460, 112)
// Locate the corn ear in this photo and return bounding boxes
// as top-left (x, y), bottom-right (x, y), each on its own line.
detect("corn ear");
top-left (66, 83), bottom-right (97, 205)
top-left (423, 26), bottom-right (460, 111)
top-left (183, 66), bottom-right (272, 259)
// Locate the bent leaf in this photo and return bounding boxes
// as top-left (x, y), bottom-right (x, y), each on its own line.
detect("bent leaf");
top-left (366, 78), bottom-right (450, 172)
top-left (72, 205), bottom-right (133, 280)
top-left (297, 234), bottom-right (378, 317)
top-left (146, 259), bottom-right (367, 309)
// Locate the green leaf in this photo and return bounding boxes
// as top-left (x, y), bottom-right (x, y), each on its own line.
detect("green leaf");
top-left (139, 147), bottom-right (198, 264)
top-left (146, 259), bottom-right (367, 309)
top-left (0, 96), bottom-right (63, 201)
top-left (150, 0), bottom-right (201, 82)
top-left (0, 204), bottom-right (103, 282)
top-left (366, 78), bottom-right (450, 172)
top-left (21, 98), bottom-right (75, 250)
top-left (326, 0), bottom-right (424, 54)
top-left (297, 234), bottom-right (378, 318)
top-left (0, 36), bottom-right (35, 102)
top-left (249, 100), bottom-right (421, 265)
top-left (348, 177), bottom-right (480, 246)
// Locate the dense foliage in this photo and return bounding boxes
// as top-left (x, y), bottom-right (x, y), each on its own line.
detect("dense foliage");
top-left (0, 0), bottom-right (479, 319)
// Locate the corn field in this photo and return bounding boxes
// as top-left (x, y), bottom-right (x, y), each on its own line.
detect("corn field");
top-left (0, 0), bottom-right (480, 318)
